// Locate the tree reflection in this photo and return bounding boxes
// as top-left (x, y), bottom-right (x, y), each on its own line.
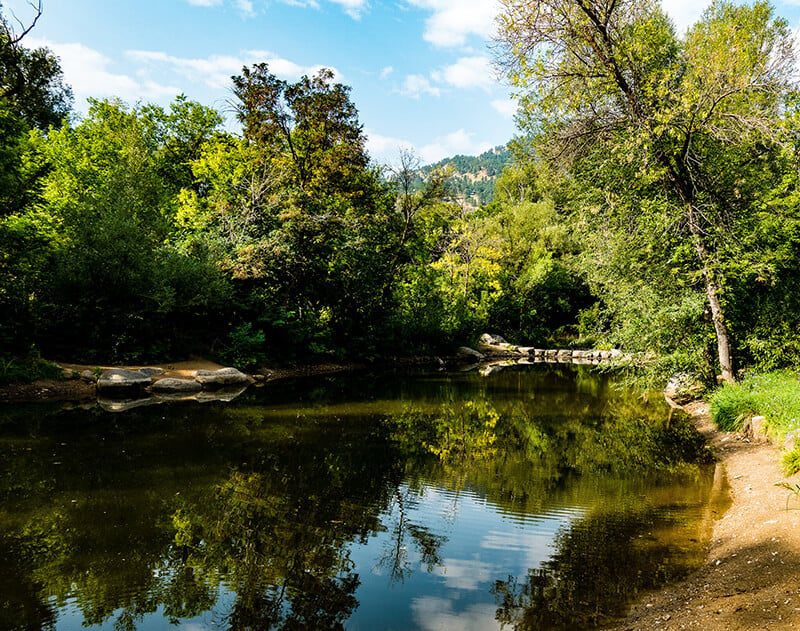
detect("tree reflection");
top-left (492, 504), bottom-right (710, 630)
top-left (375, 487), bottom-right (447, 585)
top-left (0, 367), bottom-right (719, 630)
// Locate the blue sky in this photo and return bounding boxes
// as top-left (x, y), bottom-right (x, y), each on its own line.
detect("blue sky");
top-left (5, 0), bottom-right (800, 166)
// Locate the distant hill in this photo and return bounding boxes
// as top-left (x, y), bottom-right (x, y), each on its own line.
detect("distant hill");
top-left (401, 145), bottom-right (513, 207)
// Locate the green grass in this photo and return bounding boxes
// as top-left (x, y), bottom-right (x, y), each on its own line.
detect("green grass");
top-left (710, 370), bottom-right (800, 474)
top-left (0, 354), bottom-right (64, 385)
top-left (709, 370), bottom-right (800, 438)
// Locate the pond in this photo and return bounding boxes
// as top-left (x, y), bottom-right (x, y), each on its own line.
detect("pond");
top-left (0, 363), bottom-right (726, 630)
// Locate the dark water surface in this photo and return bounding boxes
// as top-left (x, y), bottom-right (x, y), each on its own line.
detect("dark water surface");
top-left (0, 364), bottom-right (725, 630)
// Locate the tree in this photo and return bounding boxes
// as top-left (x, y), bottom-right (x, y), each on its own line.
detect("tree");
top-left (497, 0), bottom-right (796, 382)
top-left (31, 98), bottom-right (231, 361)
top-left (187, 64), bottom-right (399, 356)
top-left (0, 0), bottom-right (71, 129)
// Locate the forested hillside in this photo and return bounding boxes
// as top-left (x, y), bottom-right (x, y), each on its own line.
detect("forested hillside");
top-left (2, 0), bottom-right (800, 387)
top-left (412, 146), bottom-right (512, 207)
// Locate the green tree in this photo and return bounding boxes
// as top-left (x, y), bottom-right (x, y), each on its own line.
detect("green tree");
top-left (0, 1), bottom-right (71, 130)
top-left (497, 0), bottom-right (796, 382)
top-left (31, 98), bottom-right (230, 361)
top-left (186, 64), bottom-right (397, 357)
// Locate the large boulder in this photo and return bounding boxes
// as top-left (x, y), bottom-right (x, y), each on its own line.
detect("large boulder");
top-left (97, 369), bottom-right (152, 395)
top-left (150, 378), bottom-right (203, 393)
top-left (479, 333), bottom-right (509, 346)
top-left (664, 372), bottom-right (705, 405)
top-left (456, 347), bottom-right (484, 363)
top-left (193, 367), bottom-right (252, 388)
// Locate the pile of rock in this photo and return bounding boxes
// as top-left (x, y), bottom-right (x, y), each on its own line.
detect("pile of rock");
top-left (456, 333), bottom-right (626, 365)
top-left (97, 367), bottom-right (253, 397)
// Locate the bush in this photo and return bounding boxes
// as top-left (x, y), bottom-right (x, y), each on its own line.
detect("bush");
top-left (0, 354), bottom-right (63, 385)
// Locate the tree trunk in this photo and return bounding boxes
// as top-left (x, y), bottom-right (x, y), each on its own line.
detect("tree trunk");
top-left (703, 264), bottom-right (735, 384)
top-left (688, 207), bottom-right (735, 383)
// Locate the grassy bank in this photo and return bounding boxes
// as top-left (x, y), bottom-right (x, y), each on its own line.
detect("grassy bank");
top-left (709, 370), bottom-right (800, 474)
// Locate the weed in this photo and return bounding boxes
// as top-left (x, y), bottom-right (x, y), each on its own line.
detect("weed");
top-left (775, 481), bottom-right (800, 510)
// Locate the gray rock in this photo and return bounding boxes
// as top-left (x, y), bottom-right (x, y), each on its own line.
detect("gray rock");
top-left (193, 367), bottom-right (252, 388)
top-left (664, 372), bottom-right (705, 404)
top-left (479, 333), bottom-right (508, 346)
top-left (785, 429), bottom-right (800, 451)
top-left (150, 378), bottom-right (203, 393)
top-left (456, 347), bottom-right (484, 363)
top-left (80, 370), bottom-right (96, 382)
top-left (97, 369), bottom-right (152, 394)
top-left (139, 367), bottom-right (166, 377)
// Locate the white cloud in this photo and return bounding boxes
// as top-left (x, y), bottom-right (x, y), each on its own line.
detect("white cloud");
top-left (127, 49), bottom-right (340, 91)
top-left (236, 0), bottom-right (256, 15)
top-left (26, 38), bottom-right (180, 110)
top-left (491, 98), bottom-right (516, 118)
top-left (365, 131), bottom-right (414, 162)
top-left (329, 0), bottom-right (368, 19)
top-left (406, 0), bottom-right (499, 48)
top-left (662, 0), bottom-right (709, 34)
top-left (185, 0), bottom-right (255, 16)
top-left (411, 598), bottom-right (501, 631)
top-left (400, 73), bottom-right (441, 98)
top-left (432, 558), bottom-right (495, 591)
top-left (419, 129), bottom-right (492, 163)
top-left (380, 66), bottom-right (394, 79)
top-left (437, 55), bottom-right (496, 91)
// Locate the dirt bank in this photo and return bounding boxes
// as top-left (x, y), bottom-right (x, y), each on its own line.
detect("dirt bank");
top-left (607, 401), bottom-right (800, 630)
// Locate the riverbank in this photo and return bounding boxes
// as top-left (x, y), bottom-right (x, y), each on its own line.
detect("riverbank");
top-left (607, 400), bottom-right (800, 630)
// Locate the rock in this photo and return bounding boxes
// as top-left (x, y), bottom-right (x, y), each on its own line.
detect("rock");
top-left (749, 415), bottom-right (768, 439)
top-left (62, 368), bottom-right (79, 380)
top-left (785, 430), bottom-right (800, 451)
top-left (664, 372), bottom-right (705, 404)
top-left (193, 367), bottom-right (252, 388)
top-left (479, 333), bottom-right (508, 346)
top-left (456, 347), bottom-right (484, 363)
top-left (138, 367), bottom-right (166, 377)
top-left (150, 378), bottom-right (202, 393)
top-left (97, 369), bottom-right (152, 395)
top-left (80, 370), bottom-right (96, 382)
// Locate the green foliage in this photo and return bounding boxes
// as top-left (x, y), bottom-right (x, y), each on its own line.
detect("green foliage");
top-left (780, 452), bottom-right (800, 478)
top-left (26, 97), bottom-right (232, 362)
top-left (0, 7), bottom-right (72, 130)
top-left (216, 322), bottom-right (267, 370)
top-left (497, 0), bottom-right (797, 382)
top-left (710, 371), bottom-right (800, 437)
top-left (0, 353), bottom-right (62, 385)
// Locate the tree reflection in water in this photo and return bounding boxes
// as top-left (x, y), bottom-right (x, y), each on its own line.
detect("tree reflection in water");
top-left (0, 366), bottom-right (720, 630)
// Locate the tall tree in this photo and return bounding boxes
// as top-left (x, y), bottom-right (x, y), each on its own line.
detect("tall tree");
top-left (497, 0), bottom-right (796, 382)
top-left (0, 0), bottom-right (71, 129)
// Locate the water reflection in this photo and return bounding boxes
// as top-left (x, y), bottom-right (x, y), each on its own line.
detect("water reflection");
top-left (0, 365), bottom-right (723, 630)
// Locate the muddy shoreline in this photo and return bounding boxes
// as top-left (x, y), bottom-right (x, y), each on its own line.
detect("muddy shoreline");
top-left (607, 401), bottom-right (800, 630)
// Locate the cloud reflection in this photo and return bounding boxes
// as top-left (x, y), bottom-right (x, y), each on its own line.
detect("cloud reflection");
top-left (411, 597), bottom-right (500, 631)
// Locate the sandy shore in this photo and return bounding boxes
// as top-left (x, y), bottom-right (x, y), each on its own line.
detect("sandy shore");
top-left (607, 401), bottom-right (800, 630)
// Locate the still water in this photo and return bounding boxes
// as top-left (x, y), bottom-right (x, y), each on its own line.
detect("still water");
top-left (0, 364), bottom-right (725, 630)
